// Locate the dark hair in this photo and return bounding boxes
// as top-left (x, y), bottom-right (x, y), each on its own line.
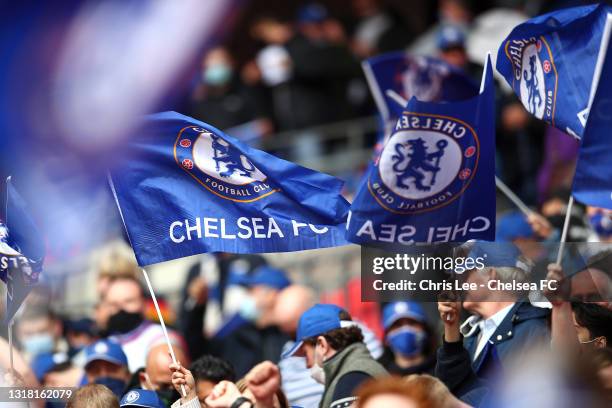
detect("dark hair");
top-left (572, 302), bottom-right (612, 342)
top-left (190, 355), bottom-right (236, 383)
top-left (304, 310), bottom-right (364, 351)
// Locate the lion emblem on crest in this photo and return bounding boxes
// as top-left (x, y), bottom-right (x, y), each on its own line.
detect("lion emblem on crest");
top-left (391, 138), bottom-right (447, 191)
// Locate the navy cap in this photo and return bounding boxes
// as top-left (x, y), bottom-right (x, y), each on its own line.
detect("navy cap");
top-left (297, 3), bottom-right (328, 23)
top-left (496, 211), bottom-right (534, 242)
top-left (460, 242), bottom-right (528, 274)
top-left (65, 318), bottom-right (95, 336)
top-left (382, 301), bottom-right (426, 331)
top-left (245, 266), bottom-right (291, 290)
top-left (282, 304), bottom-right (344, 358)
top-left (437, 25), bottom-right (465, 50)
top-left (120, 389), bottom-right (165, 408)
top-left (84, 340), bottom-right (128, 369)
top-left (31, 352), bottom-right (69, 382)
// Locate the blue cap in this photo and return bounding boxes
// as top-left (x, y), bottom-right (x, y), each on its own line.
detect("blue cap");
top-left (282, 304), bottom-right (344, 358)
top-left (84, 340), bottom-right (128, 369)
top-left (120, 389), bottom-right (165, 408)
top-left (65, 318), bottom-right (95, 336)
top-left (245, 266), bottom-right (291, 290)
top-left (461, 242), bottom-right (527, 273)
top-left (496, 211), bottom-right (534, 241)
top-left (382, 301), bottom-right (426, 330)
top-left (437, 25), bottom-right (465, 50)
top-left (297, 3), bottom-right (328, 23)
top-left (31, 352), bottom-right (69, 382)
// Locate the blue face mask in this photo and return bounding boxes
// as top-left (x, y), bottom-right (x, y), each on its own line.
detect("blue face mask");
top-left (387, 326), bottom-right (426, 358)
top-left (589, 213), bottom-right (612, 238)
top-left (22, 333), bottom-right (54, 356)
top-left (94, 377), bottom-right (126, 397)
top-left (203, 64), bottom-right (232, 86)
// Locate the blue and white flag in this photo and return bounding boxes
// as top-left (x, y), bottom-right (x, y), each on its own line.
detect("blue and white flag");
top-left (347, 57), bottom-right (496, 245)
top-left (573, 36), bottom-right (612, 210)
top-left (363, 52), bottom-right (479, 143)
top-left (109, 112), bottom-right (350, 266)
top-left (496, 3), bottom-right (612, 139)
top-left (2, 177), bottom-right (45, 322)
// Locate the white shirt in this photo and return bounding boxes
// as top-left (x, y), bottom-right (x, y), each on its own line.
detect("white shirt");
top-left (473, 304), bottom-right (514, 361)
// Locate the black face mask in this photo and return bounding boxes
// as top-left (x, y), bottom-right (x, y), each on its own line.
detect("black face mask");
top-left (156, 387), bottom-right (181, 407)
top-left (106, 309), bottom-right (144, 335)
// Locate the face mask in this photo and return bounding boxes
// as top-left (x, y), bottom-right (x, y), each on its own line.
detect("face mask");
top-left (589, 213), bottom-right (612, 237)
top-left (22, 333), bottom-right (54, 356)
top-left (156, 387), bottom-right (181, 407)
top-left (203, 64), bottom-right (232, 86)
top-left (238, 296), bottom-right (261, 322)
top-left (106, 310), bottom-right (144, 335)
top-left (95, 377), bottom-right (126, 397)
top-left (309, 344), bottom-right (326, 385)
top-left (387, 326), bottom-right (426, 358)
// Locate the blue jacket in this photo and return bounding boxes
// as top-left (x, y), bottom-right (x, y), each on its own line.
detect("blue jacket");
top-left (464, 302), bottom-right (550, 379)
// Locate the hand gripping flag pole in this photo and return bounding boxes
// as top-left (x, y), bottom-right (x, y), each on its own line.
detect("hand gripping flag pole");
top-left (140, 267), bottom-right (187, 398)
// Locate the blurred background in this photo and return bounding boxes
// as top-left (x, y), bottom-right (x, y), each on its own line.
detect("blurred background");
top-left (0, 0), bottom-right (609, 342)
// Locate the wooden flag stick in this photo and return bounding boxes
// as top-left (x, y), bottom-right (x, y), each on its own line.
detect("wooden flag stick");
top-left (140, 268), bottom-right (187, 397)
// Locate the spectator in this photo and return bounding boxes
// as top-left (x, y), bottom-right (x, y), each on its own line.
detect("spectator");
top-left (189, 47), bottom-right (267, 131)
top-left (67, 383), bottom-right (120, 408)
top-left (572, 302), bottom-right (612, 349)
top-left (282, 304), bottom-right (387, 408)
top-left (377, 301), bottom-right (436, 376)
top-left (15, 307), bottom-right (64, 360)
top-left (64, 318), bottom-right (96, 359)
top-left (83, 339), bottom-right (131, 398)
top-left (189, 355), bottom-right (236, 405)
top-left (104, 275), bottom-right (185, 371)
top-left (436, 243), bottom-right (550, 399)
top-left (587, 206), bottom-right (612, 242)
top-left (356, 375), bottom-right (471, 408)
top-left (139, 343), bottom-right (190, 407)
top-left (275, 285), bottom-right (384, 408)
top-left (593, 348), bottom-right (612, 393)
top-left (218, 266), bottom-right (290, 377)
top-left (31, 351), bottom-right (83, 392)
top-left (120, 389), bottom-right (165, 408)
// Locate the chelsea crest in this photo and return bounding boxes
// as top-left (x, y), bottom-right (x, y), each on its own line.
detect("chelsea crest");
top-left (369, 112), bottom-right (479, 214)
top-left (174, 126), bottom-right (277, 202)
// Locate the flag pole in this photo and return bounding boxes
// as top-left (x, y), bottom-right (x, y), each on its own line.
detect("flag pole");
top-left (8, 317), bottom-right (14, 374)
top-left (494, 176), bottom-right (532, 217)
top-left (555, 196), bottom-right (574, 265)
top-left (140, 268), bottom-right (187, 397)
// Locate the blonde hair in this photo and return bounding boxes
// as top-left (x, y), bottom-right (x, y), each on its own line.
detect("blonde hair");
top-left (67, 384), bottom-right (119, 408)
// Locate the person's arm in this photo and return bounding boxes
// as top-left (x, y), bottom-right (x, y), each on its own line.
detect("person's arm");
top-left (544, 263), bottom-right (580, 353)
top-left (170, 362), bottom-right (200, 408)
top-left (435, 300), bottom-right (484, 397)
top-left (244, 361), bottom-right (281, 408)
top-left (0, 337), bottom-right (40, 389)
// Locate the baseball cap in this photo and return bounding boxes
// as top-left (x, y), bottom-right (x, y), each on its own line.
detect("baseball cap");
top-left (496, 211), bottom-right (534, 242)
top-left (31, 352), bottom-right (69, 382)
top-left (84, 340), bottom-right (128, 369)
top-left (120, 389), bottom-right (165, 408)
top-left (297, 3), bottom-right (328, 24)
top-left (245, 266), bottom-right (291, 290)
top-left (382, 301), bottom-right (426, 331)
top-left (437, 25), bottom-right (465, 50)
top-left (282, 303), bottom-right (345, 358)
top-left (459, 241), bottom-right (528, 274)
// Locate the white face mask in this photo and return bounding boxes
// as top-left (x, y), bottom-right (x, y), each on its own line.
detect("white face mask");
top-left (309, 344), bottom-right (326, 384)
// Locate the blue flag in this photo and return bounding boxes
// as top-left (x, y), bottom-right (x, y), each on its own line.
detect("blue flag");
top-left (2, 177), bottom-right (45, 322)
top-left (573, 38), bottom-right (612, 210)
top-left (109, 112), bottom-right (350, 266)
top-left (347, 57), bottom-right (496, 245)
top-left (363, 52), bottom-right (479, 142)
top-left (496, 3), bottom-right (612, 139)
